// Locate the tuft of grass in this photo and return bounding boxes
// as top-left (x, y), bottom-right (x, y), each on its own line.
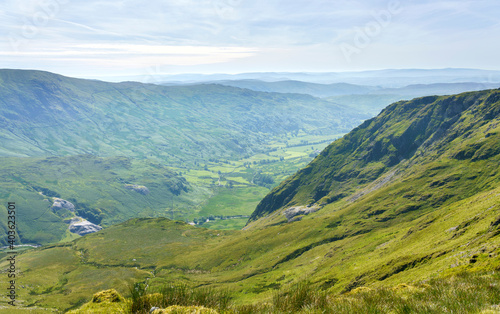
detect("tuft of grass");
top-left (225, 273), bottom-right (500, 313)
top-left (129, 282), bottom-right (148, 313)
top-left (326, 272), bottom-right (500, 314)
top-left (67, 289), bottom-right (129, 313)
top-left (272, 281), bottom-right (328, 313)
top-left (129, 282), bottom-right (232, 313)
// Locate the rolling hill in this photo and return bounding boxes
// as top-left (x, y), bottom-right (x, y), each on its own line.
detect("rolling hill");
top-left (0, 69), bottom-right (364, 161)
top-left (211, 79), bottom-right (500, 116)
top-left (210, 80), bottom-right (500, 99)
top-left (3, 88), bottom-right (500, 312)
top-left (202, 80), bottom-right (380, 97)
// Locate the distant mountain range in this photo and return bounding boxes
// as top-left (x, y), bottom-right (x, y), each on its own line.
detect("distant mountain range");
top-left (205, 80), bottom-right (500, 99)
top-left (152, 68), bottom-right (500, 87)
top-left (157, 70), bottom-right (500, 116)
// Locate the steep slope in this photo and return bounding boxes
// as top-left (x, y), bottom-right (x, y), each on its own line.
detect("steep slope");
top-left (0, 69), bottom-right (364, 162)
top-left (250, 88), bottom-right (500, 223)
top-left (2, 89), bottom-right (500, 312)
top-left (5, 186), bottom-right (500, 311)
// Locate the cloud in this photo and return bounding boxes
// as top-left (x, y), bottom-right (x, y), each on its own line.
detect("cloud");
top-left (0, 42), bottom-right (258, 70)
top-left (0, 0), bottom-right (499, 78)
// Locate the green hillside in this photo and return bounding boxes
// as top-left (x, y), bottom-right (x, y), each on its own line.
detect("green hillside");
top-left (0, 69), bottom-right (363, 162)
top-left (250, 88), bottom-right (500, 223)
top-left (3, 88), bottom-right (500, 312)
top-left (0, 155), bottom-right (204, 245)
top-left (0, 69), bottom-right (366, 245)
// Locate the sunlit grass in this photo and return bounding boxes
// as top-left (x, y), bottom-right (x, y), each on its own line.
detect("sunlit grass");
top-left (129, 283), bottom-right (232, 314)
top-left (125, 272), bottom-right (500, 313)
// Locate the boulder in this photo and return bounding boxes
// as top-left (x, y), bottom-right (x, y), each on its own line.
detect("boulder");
top-left (283, 205), bottom-right (320, 222)
top-left (51, 198), bottom-right (75, 212)
top-left (124, 184), bottom-right (150, 195)
top-left (69, 219), bottom-right (103, 236)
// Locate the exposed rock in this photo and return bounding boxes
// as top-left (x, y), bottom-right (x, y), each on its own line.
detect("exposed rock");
top-left (69, 218), bottom-right (103, 236)
top-left (288, 216), bottom-right (304, 222)
top-left (124, 184), bottom-right (150, 195)
top-left (51, 198), bottom-right (75, 212)
top-left (283, 205), bottom-right (320, 222)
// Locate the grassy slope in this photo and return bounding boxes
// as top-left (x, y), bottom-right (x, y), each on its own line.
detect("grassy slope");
top-left (250, 89), bottom-right (500, 222)
top-left (0, 69), bottom-right (364, 163)
top-left (3, 185), bottom-right (500, 311)
top-left (0, 155), bottom-right (203, 246)
top-left (2, 89), bottom-right (500, 311)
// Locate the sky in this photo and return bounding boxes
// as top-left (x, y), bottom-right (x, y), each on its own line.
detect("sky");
top-left (1, 0), bottom-right (499, 81)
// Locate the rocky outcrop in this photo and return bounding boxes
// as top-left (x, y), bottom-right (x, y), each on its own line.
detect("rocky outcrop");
top-left (67, 218), bottom-right (102, 236)
top-left (51, 198), bottom-right (75, 212)
top-left (283, 205), bottom-right (321, 222)
top-left (124, 184), bottom-right (150, 195)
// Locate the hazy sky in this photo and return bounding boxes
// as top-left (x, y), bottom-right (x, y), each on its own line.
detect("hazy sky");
top-left (1, 0), bottom-right (499, 80)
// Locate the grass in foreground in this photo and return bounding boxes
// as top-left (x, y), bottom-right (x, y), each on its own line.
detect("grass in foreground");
top-left (129, 283), bottom-right (232, 313)
top-left (112, 271), bottom-right (500, 313)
